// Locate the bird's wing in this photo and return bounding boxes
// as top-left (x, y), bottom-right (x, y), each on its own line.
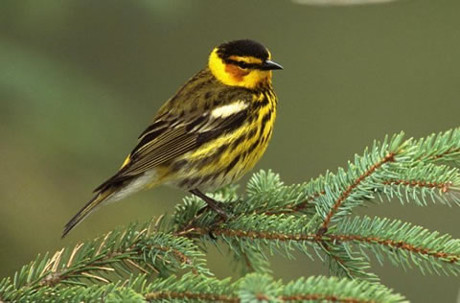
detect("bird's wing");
top-left (94, 99), bottom-right (250, 192)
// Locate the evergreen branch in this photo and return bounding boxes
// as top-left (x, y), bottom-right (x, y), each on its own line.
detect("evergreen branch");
top-left (2, 128), bottom-right (459, 301)
top-left (244, 170), bottom-right (324, 216)
top-left (240, 170), bottom-right (318, 216)
top-left (11, 273), bottom-right (406, 303)
top-left (378, 163), bottom-right (460, 206)
top-left (275, 189), bottom-right (325, 214)
top-left (0, 221), bottom-right (209, 301)
top-left (294, 133), bottom-right (406, 224)
top-left (1, 274), bottom-right (148, 303)
top-left (413, 127), bottom-right (460, 165)
top-left (173, 170), bottom-right (318, 220)
top-left (336, 216), bottom-right (460, 275)
top-left (177, 212), bottom-right (459, 278)
top-left (383, 179), bottom-right (451, 192)
top-left (178, 214), bottom-right (375, 279)
top-left (254, 172), bottom-right (327, 217)
top-left (320, 152), bottom-right (397, 230)
top-left (170, 128), bottom-right (460, 281)
top-left (240, 129), bottom-right (460, 222)
top-left (183, 224), bottom-right (316, 241)
top-left (229, 241), bottom-right (273, 274)
top-left (174, 128), bottom-right (460, 233)
top-left (319, 241), bottom-right (377, 281)
top-left (145, 291), bottom-right (237, 302)
top-left (301, 130), bottom-right (459, 227)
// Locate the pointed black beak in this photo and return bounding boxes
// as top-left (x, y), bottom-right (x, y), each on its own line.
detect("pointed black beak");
top-left (261, 60), bottom-right (284, 70)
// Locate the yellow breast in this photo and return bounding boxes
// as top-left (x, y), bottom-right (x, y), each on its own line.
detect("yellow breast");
top-left (164, 90), bottom-right (277, 191)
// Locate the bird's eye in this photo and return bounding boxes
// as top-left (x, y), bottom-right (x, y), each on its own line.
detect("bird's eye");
top-left (226, 59), bottom-right (258, 70)
top-left (236, 61), bottom-right (250, 69)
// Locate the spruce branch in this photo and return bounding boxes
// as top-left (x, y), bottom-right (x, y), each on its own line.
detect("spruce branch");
top-left (319, 150), bottom-right (398, 230)
top-left (169, 129), bottom-right (460, 279)
top-left (9, 273), bottom-right (406, 303)
top-left (378, 163), bottom-right (460, 206)
top-left (413, 127), bottom-right (460, 166)
top-left (335, 216), bottom-right (460, 275)
top-left (174, 210), bottom-right (459, 279)
top-left (252, 129), bottom-right (460, 227)
top-left (0, 221), bottom-right (209, 301)
top-left (238, 129), bottom-right (460, 222)
top-left (319, 240), bottom-right (377, 281)
top-left (1, 128), bottom-right (459, 301)
top-left (173, 128), bottom-right (459, 235)
top-left (175, 213), bottom-right (377, 279)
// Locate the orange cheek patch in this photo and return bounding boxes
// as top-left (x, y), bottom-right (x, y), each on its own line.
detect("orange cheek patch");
top-left (225, 64), bottom-right (249, 82)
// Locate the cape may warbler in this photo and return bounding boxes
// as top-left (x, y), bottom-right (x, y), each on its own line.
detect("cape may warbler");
top-left (63, 39), bottom-right (282, 237)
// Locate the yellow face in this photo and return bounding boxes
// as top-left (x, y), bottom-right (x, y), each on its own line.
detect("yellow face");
top-left (208, 49), bottom-right (274, 89)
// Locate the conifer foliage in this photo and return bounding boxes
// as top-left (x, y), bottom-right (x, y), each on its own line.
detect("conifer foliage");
top-left (1, 128), bottom-right (459, 302)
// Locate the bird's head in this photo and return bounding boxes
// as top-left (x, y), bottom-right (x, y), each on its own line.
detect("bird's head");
top-left (208, 39), bottom-right (283, 89)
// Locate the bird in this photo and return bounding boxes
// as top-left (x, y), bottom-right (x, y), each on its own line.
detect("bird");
top-left (62, 39), bottom-right (283, 237)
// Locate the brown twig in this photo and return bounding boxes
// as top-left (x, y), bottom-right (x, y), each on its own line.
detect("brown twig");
top-left (144, 291), bottom-right (375, 303)
top-left (329, 234), bottom-right (458, 263)
top-left (431, 147), bottom-right (460, 162)
top-left (180, 227), bottom-right (458, 264)
top-left (281, 294), bottom-right (372, 303)
top-left (383, 179), bottom-right (453, 193)
top-left (145, 291), bottom-right (239, 302)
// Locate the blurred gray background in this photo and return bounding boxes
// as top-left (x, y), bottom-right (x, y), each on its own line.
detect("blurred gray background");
top-left (1, 1), bottom-right (459, 302)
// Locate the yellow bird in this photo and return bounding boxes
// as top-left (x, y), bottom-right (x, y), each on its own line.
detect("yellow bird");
top-left (63, 39), bottom-right (282, 237)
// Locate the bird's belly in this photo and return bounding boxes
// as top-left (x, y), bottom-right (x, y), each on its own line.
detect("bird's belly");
top-left (164, 120), bottom-right (274, 191)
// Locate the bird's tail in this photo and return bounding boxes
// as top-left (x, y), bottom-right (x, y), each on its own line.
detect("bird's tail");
top-left (62, 170), bottom-right (158, 237)
top-left (62, 188), bottom-right (115, 238)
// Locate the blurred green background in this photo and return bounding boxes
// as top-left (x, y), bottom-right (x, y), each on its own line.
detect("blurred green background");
top-left (1, 0), bottom-right (459, 301)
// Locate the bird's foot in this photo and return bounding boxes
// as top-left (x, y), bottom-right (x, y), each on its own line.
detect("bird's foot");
top-left (197, 201), bottom-right (229, 220)
top-left (190, 189), bottom-right (230, 220)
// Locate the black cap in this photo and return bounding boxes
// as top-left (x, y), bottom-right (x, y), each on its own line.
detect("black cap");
top-left (217, 39), bottom-right (269, 61)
